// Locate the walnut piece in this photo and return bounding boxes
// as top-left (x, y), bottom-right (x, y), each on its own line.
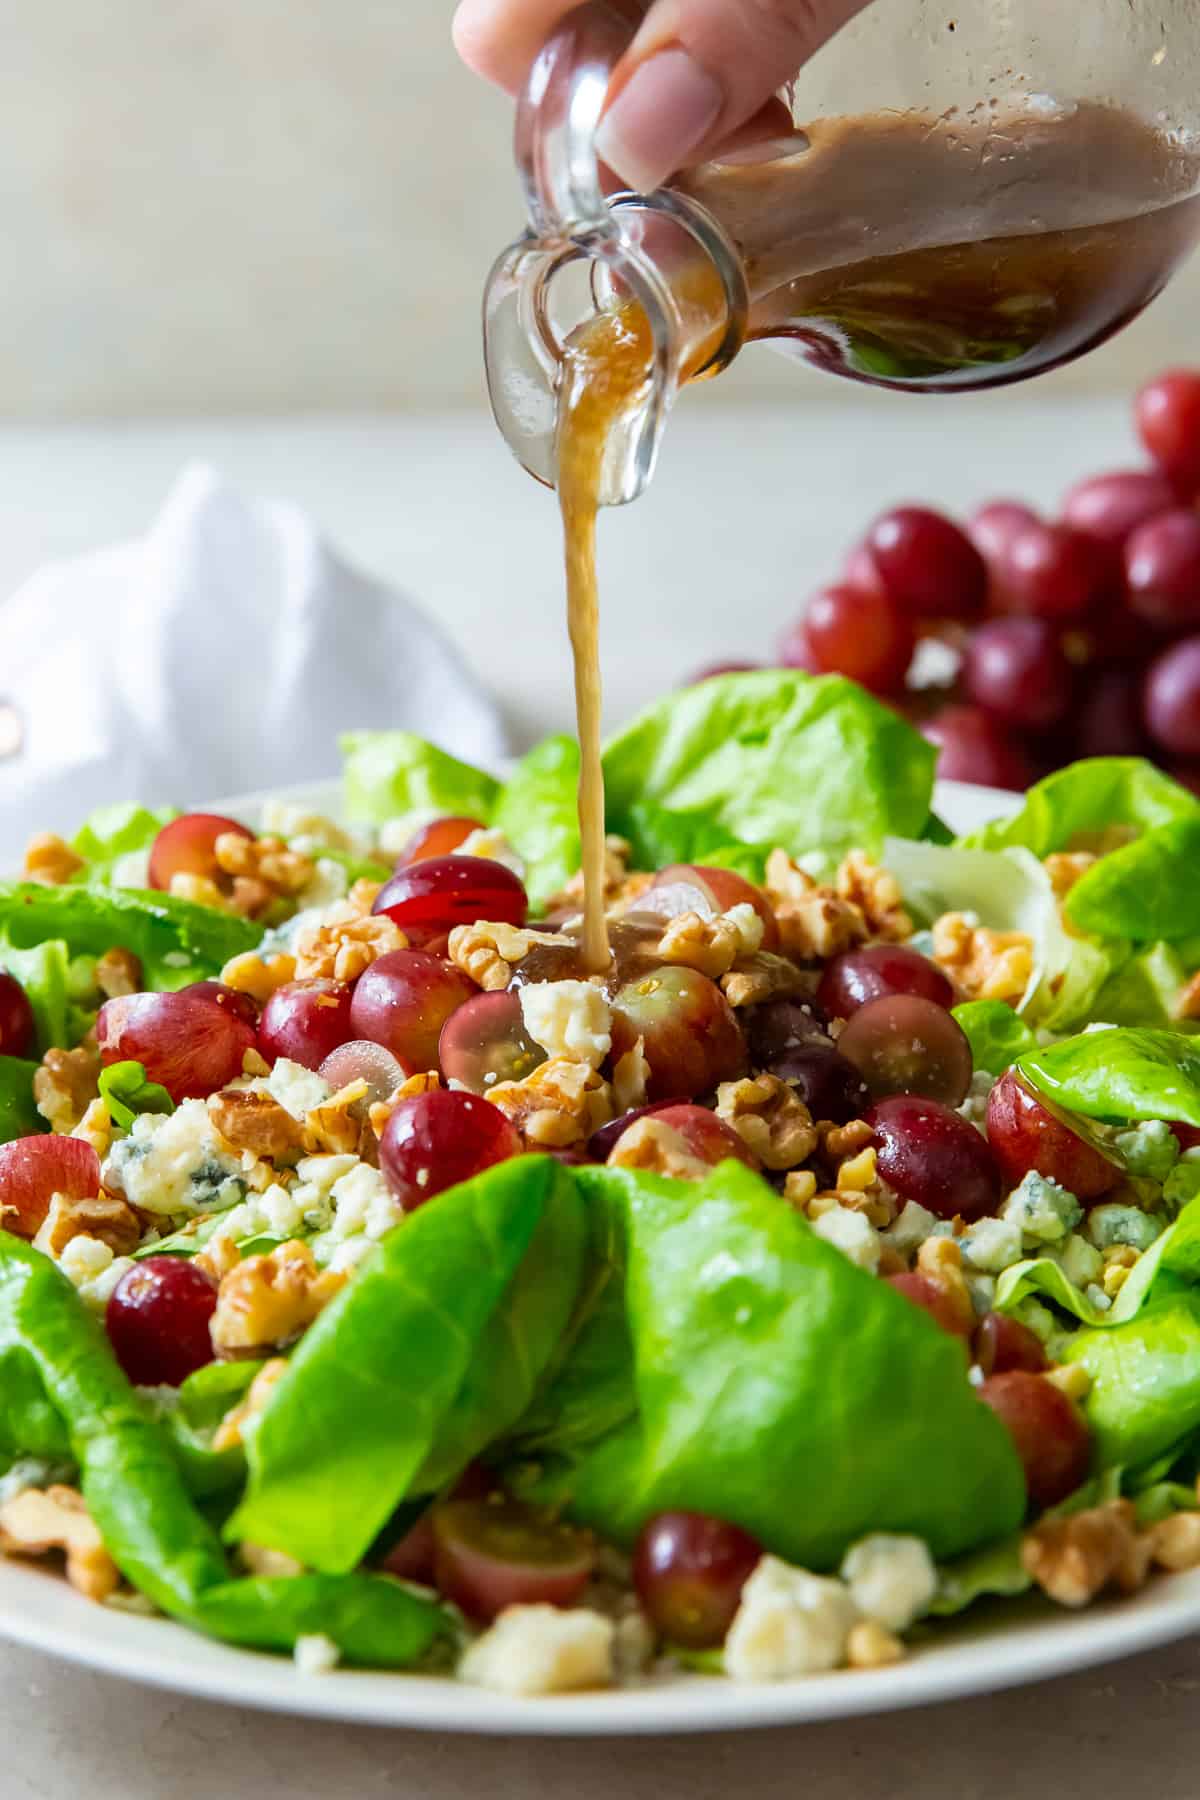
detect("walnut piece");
top-left (220, 950), bottom-right (298, 1004)
top-left (611, 1037), bottom-right (649, 1114)
top-left (547, 836), bottom-right (634, 912)
top-left (305, 1080), bottom-right (372, 1156)
top-left (72, 1098), bottom-right (114, 1162)
top-left (656, 906), bottom-right (763, 980)
top-left (211, 1240), bottom-right (347, 1355)
top-left (721, 951), bottom-right (807, 1009)
top-left (835, 852), bottom-right (912, 942)
top-left (209, 1090), bottom-right (307, 1164)
top-left (33, 1191), bottom-right (140, 1258)
top-left (215, 833), bottom-right (315, 912)
top-left (0, 1485), bottom-right (119, 1601)
top-left (368, 1071), bottom-right (441, 1140)
top-left (487, 1058), bottom-right (614, 1149)
top-left (34, 1044), bottom-right (101, 1134)
top-left (1149, 1511), bottom-right (1200, 1572)
top-left (821, 1119), bottom-right (875, 1162)
top-left (783, 1170), bottom-right (818, 1209)
top-left (1044, 852), bottom-right (1097, 902)
top-left (931, 913), bottom-right (1033, 1005)
top-left (607, 1117), bottom-right (713, 1181)
top-left (1177, 971), bottom-right (1200, 1024)
top-left (94, 947), bottom-right (143, 1000)
top-left (1021, 1500), bottom-right (1150, 1608)
top-left (846, 1620), bottom-right (906, 1669)
top-left (293, 904), bottom-right (407, 983)
top-left (447, 921), bottom-right (562, 992)
top-left (764, 849), bottom-right (868, 961)
top-left (912, 1237), bottom-right (975, 1333)
top-left (212, 1357), bottom-right (289, 1452)
top-left (715, 1074), bottom-right (817, 1171)
top-left (22, 832), bottom-right (85, 885)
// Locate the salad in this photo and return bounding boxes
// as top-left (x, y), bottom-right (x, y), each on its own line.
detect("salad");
top-left (6, 671), bottom-right (1200, 1697)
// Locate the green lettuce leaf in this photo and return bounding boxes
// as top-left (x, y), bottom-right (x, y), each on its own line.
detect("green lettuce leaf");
top-left (229, 1156), bottom-right (587, 1572)
top-left (952, 1001), bottom-right (1039, 1075)
top-left (493, 737), bottom-right (581, 911)
top-left (1089, 941), bottom-right (1200, 1031)
top-left (1065, 819), bottom-right (1200, 942)
top-left (341, 731), bottom-right (500, 828)
top-left (1019, 1027), bottom-right (1200, 1127)
top-left (0, 884), bottom-right (259, 998)
top-left (0, 937), bottom-right (72, 1051)
top-left (70, 804), bottom-right (176, 882)
top-left (962, 758), bottom-right (1199, 855)
top-left (0, 1057), bottom-right (46, 1143)
top-left (1063, 1287), bottom-right (1200, 1471)
top-left (98, 1061), bottom-right (174, 1132)
top-left (600, 672), bottom-right (937, 869)
top-left (928, 1534), bottom-right (1029, 1617)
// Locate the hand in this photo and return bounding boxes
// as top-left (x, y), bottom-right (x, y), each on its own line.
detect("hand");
top-left (454, 0), bottom-right (873, 194)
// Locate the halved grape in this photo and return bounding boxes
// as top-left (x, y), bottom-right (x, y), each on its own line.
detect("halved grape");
top-left (816, 944), bottom-right (953, 1020)
top-left (432, 1498), bottom-right (596, 1622)
top-left (0, 971), bottom-right (35, 1058)
top-left (318, 1040), bottom-right (407, 1105)
top-left (349, 950), bottom-right (478, 1075)
top-left (632, 1511), bottom-right (761, 1649)
top-left (978, 1371), bottom-right (1091, 1508)
top-left (610, 966), bottom-right (746, 1101)
top-left (105, 1256), bottom-right (218, 1388)
top-left (608, 1102), bottom-right (758, 1171)
top-left (985, 1071), bottom-right (1119, 1202)
top-left (838, 995), bottom-right (973, 1107)
top-left (974, 1311), bottom-right (1049, 1376)
top-left (373, 856), bottom-right (528, 940)
top-left (885, 1271), bottom-right (974, 1340)
top-left (868, 1095), bottom-right (1001, 1222)
top-left (637, 864), bottom-right (778, 951)
top-left (439, 991), bottom-right (547, 1094)
top-left (148, 813), bottom-right (254, 892)
top-left (379, 1089), bottom-right (521, 1210)
top-left (769, 1043), bottom-right (869, 1124)
top-left (0, 1136), bottom-right (100, 1239)
top-left (395, 816), bottom-right (485, 868)
top-left (257, 979), bottom-right (355, 1071)
top-left (587, 1099), bottom-right (690, 1161)
top-left (744, 997), bottom-right (831, 1066)
top-left (97, 987), bottom-right (256, 1102)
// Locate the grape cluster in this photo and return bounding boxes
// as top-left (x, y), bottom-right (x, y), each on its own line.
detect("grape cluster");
top-left (721, 369), bottom-right (1200, 791)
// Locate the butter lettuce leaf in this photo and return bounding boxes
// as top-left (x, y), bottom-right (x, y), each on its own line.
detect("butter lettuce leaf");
top-left (341, 730), bottom-right (499, 829)
top-left (952, 1001), bottom-right (1039, 1075)
top-left (1065, 819), bottom-right (1200, 942)
top-left (0, 1057), bottom-right (46, 1144)
top-left (493, 736), bottom-right (581, 911)
top-left (0, 937), bottom-right (71, 1052)
top-left (1019, 1027), bottom-right (1200, 1128)
top-left (962, 758), bottom-right (1199, 855)
top-left (70, 804), bottom-right (176, 883)
top-left (0, 883), bottom-right (259, 998)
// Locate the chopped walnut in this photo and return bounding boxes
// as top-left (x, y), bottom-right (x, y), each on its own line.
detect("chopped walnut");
top-left (715, 1074), bottom-right (817, 1171)
top-left (820, 1119), bottom-right (875, 1162)
top-left (94, 947), bottom-right (142, 999)
top-left (931, 913), bottom-right (1033, 1005)
top-left (214, 833), bottom-right (315, 906)
top-left (607, 1116), bottom-right (713, 1180)
top-left (611, 1037), bottom-right (649, 1114)
top-left (1043, 1364), bottom-right (1092, 1402)
top-left (1022, 1500), bottom-right (1151, 1608)
top-left (169, 873), bottom-right (238, 913)
top-left (71, 1098), bottom-right (114, 1162)
top-left (783, 1170), bottom-right (818, 1209)
top-left (305, 1080), bottom-right (372, 1156)
top-left (22, 832), bottom-right (85, 886)
top-left (0, 1485), bottom-right (119, 1601)
top-left (1149, 1511), bottom-right (1200, 1572)
top-left (846, 1620), bottom-right (906, 1669)
top-left (447, 921), bottom-right (562, 992)
top-left (487, 1058), bottom-right (614, 1149)
top-left (547, 836), bottom-right (634, 912)
top-left (913, 1237), bottom-right (975, 1333)
top-left (209, 1090), bottom-right (307, 1164)
top-left (764, 850), bottom-right (868, 961)
top-left (212, 1357), bottom-right (289, 1453)
top-left (34, 1043), bottom-right (101, 1134)
top-left (210, 1240), bottom-right (347, 1356)
top-left (220, 950), bottom-right (298, 1005)
top-left (835, 852), bottom-right (912, 942)
top-left (293, 904), bottom-right (407, 983)
top-left (33, 1191), bottom-right (140, 1258)
top-left (1044, 852), bottom-right (1097, 902)
top-left (1176, 971), bottom-right (1200, 1023)
top-left (656, 906), bottom-right (763, 980)
top-left (721, 951), bottom-right (808, 1009)
top-left (368, 1071), bottom-right (441, 1140)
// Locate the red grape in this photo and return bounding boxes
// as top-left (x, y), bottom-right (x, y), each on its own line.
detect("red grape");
top-left (1062, 469), bottom-right (1177, 575)
top-left (1136, 369), bottom-right (1200, 496)
top-left (841, 542), bottom-right (887, 595)
top-left (838, 994), bottom-right (973, 1107)
top-left (867, 1095), bottom-right (1001, 1222)
top-left (978, 1370), bottom-right (1091, 1509)
top-left (769, 1043), bottom-right (869, 1124)
top-left (969, 500), bottom-right (1041, 606)
top-left (587, 1098), bottom-right (689, 1161)
top-left (974, 1311), bottom-right (1049, 1377)
top-left (608, 1101), bottom-right (759, 1171)
top-left (776, 619), bottom-right (824, 674)
top-left (632, 1511), bottom-right (761, 1649)
top-left (97, 987), bottom-right (256, 1102)
top-left (1075, 669), bottom-right (1149, 759)
top-left (816, 944), bottom-right (953, 1020)
top-left (1145, 637), bottom-right (1200, 756)
top-left (963, 618), bottom-right (1072, 731)
top-left (638, 864), bottom-right (778, 952)
top-left (317, 1040), bottom-right (407, 1105)
top-left (921, 705), bottom-right (1034, 791)
top-left (432, 1498), bottom-right (595, 1622)
top-left (610, 966), bottom-right (747, 1101)
top-left (1166, 762), bottom-right (1200, 797)
top-left (395, 816), bottom-right (484, 868)
top-left (985, 1071), bottom-right (1119, 1202)
top-left (148, 813), bottom-right (254, 892)
top-left (379, 1088), bottom-right (521, 1210)
top-left (186, 981), bottom-right (260, 1028)
top-left (998, 521), bottom-right (1104, 623)
top-left (105, 1256), bottom-right (218, 1388)
top-left (349, 949), bottom-right (477, 1076)
top-left (801, 583), bottom-right (916, 695)
top-left (866, 507), bottom-right (987, 620)
top-left (373, 857), bottom-right (528, 940)
top-left (0, 1136), bottom-right (100, 1239)
top-left (886, 1270), bottom-right (974, 1340)
top-left (744, 996), bottom-right (830, 1065)
top-left (690, 661), bottom-right (763, 683)
top-left (0, 971), bottom-right (35, 1058)
top-left (1124, 509), bottom-right (1200, 629)
top-left (438, 990), bottom-right (546, 1094)
top-left (379, 1465), bottom-right (496, 1582)
top-left (257, 979), bottom-right (355, 1072)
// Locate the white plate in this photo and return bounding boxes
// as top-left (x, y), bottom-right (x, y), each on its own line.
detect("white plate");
top-left (15, 772), bottom-right (1196, 1737)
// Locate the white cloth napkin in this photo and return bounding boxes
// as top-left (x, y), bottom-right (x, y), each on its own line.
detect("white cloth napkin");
top-left (0, 464), bottom-right (510, 864)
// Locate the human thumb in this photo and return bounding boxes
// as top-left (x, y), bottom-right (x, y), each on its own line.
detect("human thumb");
top-left (595, 0), bottom-right (871, 193)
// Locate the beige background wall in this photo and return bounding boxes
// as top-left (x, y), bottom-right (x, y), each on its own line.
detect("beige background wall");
top-left (0, 0), bottom-right (1195, 418)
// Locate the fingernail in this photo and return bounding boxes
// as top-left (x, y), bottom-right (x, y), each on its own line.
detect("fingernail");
top-left (595, 48), bottom-right (724, 194)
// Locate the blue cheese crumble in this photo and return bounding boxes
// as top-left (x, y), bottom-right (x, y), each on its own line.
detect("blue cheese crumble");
top-left (1000, 1171), bottom-right (1083, 1244)
top-left (1086, 1204), bottom-right (1166, 1253)
top-left (103, 1100), bottom-right (262, 1218)
top-left (1112, 1120), bottom-right (1179, 1183)
top-left (959, 1217), bottom-right (1023, 1274)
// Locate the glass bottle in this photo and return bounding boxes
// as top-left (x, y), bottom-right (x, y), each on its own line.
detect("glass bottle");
top-left (484, 0), bottom-right (1200, 506)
